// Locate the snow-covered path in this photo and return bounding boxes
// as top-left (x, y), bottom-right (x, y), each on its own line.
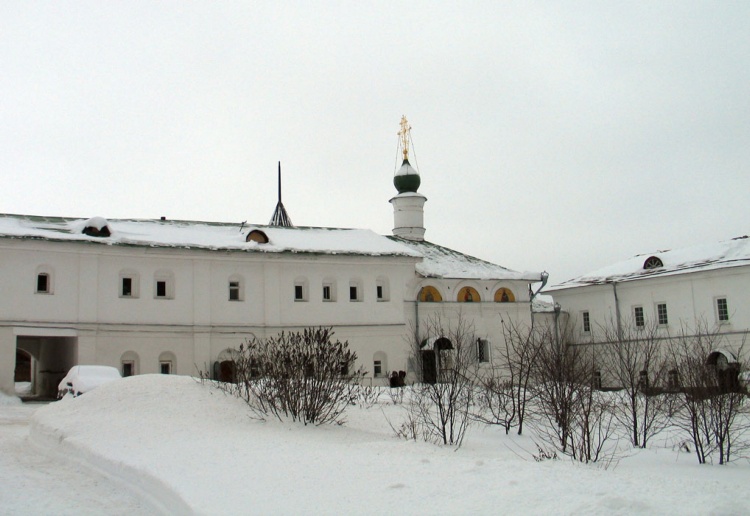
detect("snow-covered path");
top-left (0, 403), bottom-right (151, 516)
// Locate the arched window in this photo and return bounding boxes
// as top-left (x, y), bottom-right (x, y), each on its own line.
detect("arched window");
top-left (159, 351), bottom-right (177, 375)
top-left (246, 229), bottom-right (269, 244)
top-left (643, 256), bottom-right (663, 270)
top-left (418, 286), bottom-right (442, 302)
top-left (494, 288), bottom-right (515, 303)
top-left (120, 351), bottom-right (140, 377)
top-left (457, 286), bottom-right (480, 302)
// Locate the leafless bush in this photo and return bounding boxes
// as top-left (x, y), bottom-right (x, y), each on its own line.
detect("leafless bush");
top-left (531, 325), bottom-right (618, 463)
top-left (600, 319), bottom-right (672, 448)
top-left (406, 314), bottom-right (478, 447)
top-left (485, 320), bottom-right (546, 435)
top-left (668, 325), bottom-right (749, 464)
top-left (211, 327), bottom-right (364, 425)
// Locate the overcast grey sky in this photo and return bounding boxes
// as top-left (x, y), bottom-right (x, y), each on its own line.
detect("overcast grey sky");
top-left (2, 2), bottom-right (748, 285)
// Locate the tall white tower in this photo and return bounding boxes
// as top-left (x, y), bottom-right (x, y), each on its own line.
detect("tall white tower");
top-left (390, 116), bottom-right (427, 241)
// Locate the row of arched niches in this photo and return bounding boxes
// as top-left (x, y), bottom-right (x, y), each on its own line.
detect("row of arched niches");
top-left (418, 286), bottom-right (515, 303)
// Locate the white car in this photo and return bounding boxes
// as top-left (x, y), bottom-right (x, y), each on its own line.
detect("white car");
top-left (57, 365), bottom-right (122, 399)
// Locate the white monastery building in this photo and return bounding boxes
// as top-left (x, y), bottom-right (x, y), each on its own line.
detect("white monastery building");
top-left (547, 236), bottom-right (750, 374)
top-left (1, 118), bottom-right (544, 397)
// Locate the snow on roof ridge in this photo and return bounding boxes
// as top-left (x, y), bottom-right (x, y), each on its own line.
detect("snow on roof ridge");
top-left (548, 235), bottom-right (750, 290)
top-left (0, 213), bottom-right (421, 258)
top-left (389, 236), bottom-right (541, 281)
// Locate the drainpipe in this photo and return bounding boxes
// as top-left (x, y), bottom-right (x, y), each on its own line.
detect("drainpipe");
top-left (529, 271), bottom-right (549, 329)
top-left (612, 281), bottom-right (622, 342)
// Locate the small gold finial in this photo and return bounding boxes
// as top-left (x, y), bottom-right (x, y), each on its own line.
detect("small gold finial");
top-left (398, 115), bottom-right (411, 161)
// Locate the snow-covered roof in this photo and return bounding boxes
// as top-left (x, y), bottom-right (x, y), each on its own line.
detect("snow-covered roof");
top-left (531, 294), bottom-right (557, 313)
top-left (548, 235), bottom-right (750, 290)
top-left (389, 237), bottom-right (542, 281)
top-left (0, 213), bottom-right (421, 258)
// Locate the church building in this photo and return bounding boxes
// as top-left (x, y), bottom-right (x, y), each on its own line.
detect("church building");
top-left (0, 117), bottom-right (544, 397)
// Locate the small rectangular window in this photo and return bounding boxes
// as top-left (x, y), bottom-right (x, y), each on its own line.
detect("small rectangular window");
top-left (668, 369), bottom-right (680, 390)
top-left (323, 285), bottom-right (332, 301)
top-left (229, 281), bottom-right (240, 301)
top-left (122, 361), bottom-right (134, 377)
top-left (36, 273), bottom-right (49, 293)
top-left (593, 371), bottom-right (602, 390)
top-left (122, 277), bottom-right (132, 297)
top-left (373, 360), bottom-right (382, 377)
top-left (156, 280), bottom-right (167, 298)
top-left (717, 298), bottom-right (729, 322)
top-left (477, 339), bottom-right (490, 363)
top-left (160, 361), bottom-right (172, 375)
top-left (657, 303), bottom-right (668, 325)
top-left (582, 311), bottom-right (591, 333)
top-left (639, 370), bottom-right (649, 390)
top-left (294, 284), bottom-right (304, 301)
top-left (376, 285), bottom-right (383, 300)
top-left (634, 306), bottom-right (644, 328)
top-left (350, 286), bottom-right (358, 301)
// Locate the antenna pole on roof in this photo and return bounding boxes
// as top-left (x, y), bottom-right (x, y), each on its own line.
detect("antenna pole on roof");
top-left (278, 161), bottom-right (282, 203)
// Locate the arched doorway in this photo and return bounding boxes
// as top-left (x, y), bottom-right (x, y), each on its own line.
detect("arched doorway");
top-left (419, 337), bottom-right (454, 384)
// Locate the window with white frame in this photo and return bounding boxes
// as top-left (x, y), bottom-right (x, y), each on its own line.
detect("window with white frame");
top-left (373, 351), bottom-right (387, 378)
top-left (36, 273), bottom-right (50, 293)
top-left (593, 371), bottom-right (602, 390)
top-left (159, 351), bottom-right (176, 375)
top-left (294, 279), bottom-right (308, 302)
top-left (228, 275), bottom-right (244, 302)
top-left (119, 271), bottom-right (139, 298)
top-left (582, 311), bottom-right (591, 333)
top-left (716, 297), bottom-right (729, 322)
top-left (349, 280), bottom-right (362, 302)
top-left (122, 361), bottom-right (135, 377)
top-left (656, 303), bottom-right (668, 325)
top-left (633, 306), bottom-right (644, 328)
top-left (121, 351), bottom-right (139, 377)
top-left (322, 280), bottom-right (336, 302)
top-left (154, 271), bottom-right (174, 299)
top-left (376, 277), bottom-right (389, 302)
top-left (229, 281), bottom-right (240, 301)
top-left (476, 339), bottom-right (490, 363)
top-left (35, 266), bottom-right (53, 294)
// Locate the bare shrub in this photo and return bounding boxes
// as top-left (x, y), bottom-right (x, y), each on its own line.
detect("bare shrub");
top-left (668, 325), bottom-right (749, 464)
top-left (600, 319), bottom-right (672, 448)
top-left (473, 320), bottom-right (544, 435)
top-left (214, 327), bottom-right (364, 425)
top-left (531, 325), bottom-right (618, 463)
top-left (407, 314), bottom-right (478, 447)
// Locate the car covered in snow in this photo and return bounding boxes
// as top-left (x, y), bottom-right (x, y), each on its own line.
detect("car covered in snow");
top-left (57, 365), bottom-right (122, 399)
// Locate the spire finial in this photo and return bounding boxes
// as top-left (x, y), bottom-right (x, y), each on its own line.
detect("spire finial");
top-left (269, 161), bottom-right (294, 227)
top-left (398, 115), bottom-right (411, 162)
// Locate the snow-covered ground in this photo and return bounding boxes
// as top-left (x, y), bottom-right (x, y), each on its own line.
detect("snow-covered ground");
top-left (3, 375), bottom-right (749, 514)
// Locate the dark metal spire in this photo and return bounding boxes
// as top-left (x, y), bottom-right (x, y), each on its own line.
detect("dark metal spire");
top-left (269, 161), bottom-right (294, 227)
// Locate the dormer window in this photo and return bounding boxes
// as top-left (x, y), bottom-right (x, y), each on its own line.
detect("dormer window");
top-left (643, 256), bottom-right (663, 270)
top-left (82, 217), bottom-right (111, 237)
top-left (246, 230), bottom-right (269, 244)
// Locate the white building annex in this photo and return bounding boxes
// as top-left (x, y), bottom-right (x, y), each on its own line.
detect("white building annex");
top-left (547, 235), bottom-right (750, 384)
top-left (1, 118), bottom-right (544, 397)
